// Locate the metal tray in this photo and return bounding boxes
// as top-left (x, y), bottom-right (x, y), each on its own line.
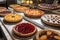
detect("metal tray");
top-left (0, 25), bottom-right (7, 40)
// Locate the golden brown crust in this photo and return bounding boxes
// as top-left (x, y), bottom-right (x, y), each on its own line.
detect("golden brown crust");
top-left (12, 22), bottom-right (37, 37)
top-left (24, 9), bottom-right (44, 18)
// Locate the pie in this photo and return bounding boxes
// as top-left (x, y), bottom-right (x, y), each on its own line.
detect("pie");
top-left (38, 3), bottom-right (58, 9)
top-left (13, 22), bottom-right (37, 37)
top-left (10, 4), bottom-right (20, 8)
top-left (0, 7), bottom-right (12, 16)
top-left (41, 14), bottom-right (60, 27)
top-left (4, 14), bottom-right (23, 23)
top-left (0, 7), bottom-right (7, 12)
top-left (36, 30), bottom-right (60, 40)
top-left (14, 6), bottom-right (29, 12)
top-left (24, 9), bottom-right (44, 18)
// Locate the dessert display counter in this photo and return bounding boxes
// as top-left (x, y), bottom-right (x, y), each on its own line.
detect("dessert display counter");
top-left (0, 0), bottom-right (60, 40)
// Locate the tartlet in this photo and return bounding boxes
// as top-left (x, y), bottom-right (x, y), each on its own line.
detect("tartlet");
top-left (13, 22), bottom-right (37, 37)
top-left (36, 30), bottom-right (60, 40)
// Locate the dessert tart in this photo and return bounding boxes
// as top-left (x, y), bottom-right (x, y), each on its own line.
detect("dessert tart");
top-left (0, 7), bottom-right (7, 12)
top-left (14, 6), bottom-right (29, 12)
top-left (10, 4), bottom-right (20, 8)
top-left (4, 14), bottom-right (23, 23)
top-left (38, 3), bottom-right (58, 9)
top-left (41, 14), bottom-right (60, 27)
top-left (24, 9), bottom-right (44, 18)
top-left (13, 22), bottom-right (37, 37)
top-left (36, 30), bottom-right (60, 40)
top-left (0, 10), bottom-right (12, 16)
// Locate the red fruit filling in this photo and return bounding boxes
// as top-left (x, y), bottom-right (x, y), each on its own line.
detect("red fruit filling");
top-left (15, 23), bottom-right (35, 34)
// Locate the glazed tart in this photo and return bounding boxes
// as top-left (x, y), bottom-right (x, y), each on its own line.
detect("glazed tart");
top-left (14, 6), bottom-right (29, 12)
top-left (36, 30), bottom-right (60, 40)
top-left (13, 22), bottom-right (37, 37)
top-left (0, 10), bottom-right (12, 16)
top-left (38, 3), bottom-right (58, 9)
top-left (10, 4), bottom-right (20, 8)
top-left (24, 9), bottom-right (44, 18)
top-left (4, 14), bottom-right (23, 23)
top-left (41, 14), bottom-right (60, 27)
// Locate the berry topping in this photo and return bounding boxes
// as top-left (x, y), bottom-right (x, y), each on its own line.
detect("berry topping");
top-left (15, 23), bottom-right (35, 34)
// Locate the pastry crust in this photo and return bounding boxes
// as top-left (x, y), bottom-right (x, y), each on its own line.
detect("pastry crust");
top-left (13, 22), bottom-right (37, 37)
top-left (41, 14), bottom-right (60, 27)
top-left (24, 9), bottom-right (44, 18)
top-left (4, 14), bottom-right (23, 23)
top-left (36, 30), bottom-right (60, 40)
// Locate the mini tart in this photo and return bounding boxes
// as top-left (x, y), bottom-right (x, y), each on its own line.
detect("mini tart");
top-left (4, 14), bottom-right (23, 23)
top-left (13, 22), bottom-right (36, 37)
top-left (10, 4), bottom-right (20, 8)
top-left (36, 30), bottom-right (60, 40)
top-left (24, 9), bottom-right (44, 18)
top-left (0, 10), bottom-right (12, 16)
top-left (0, 7), bottom-right (7, 12)
top-left (14, 6), bottom-right (29, 12)
top-left (41, 14), bottom-right (60, 27)
top-left (38, 3), bottom-right (58, 9)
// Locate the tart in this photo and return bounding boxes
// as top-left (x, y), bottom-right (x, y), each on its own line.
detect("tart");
top-left (38, 3), bottom-right (58, 9)
top-left (14, 6), bottom-right (29, 12)
top-left (0, 10), bottom-right (12, 16)
top-left (13, 22), bottom-right (37, 37)
top-left (24, 9), bottom-right (44, 18)
top-left (10, 4), bottom-right (20, 8)
top-left (41, 14), bottom-right (60, 27)
top-left (0, 7), bottom-right (7, 12)
top-left (4, 14), bottom-right (23, 23)
top-left (36, 30), bottom-right (60, 40)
